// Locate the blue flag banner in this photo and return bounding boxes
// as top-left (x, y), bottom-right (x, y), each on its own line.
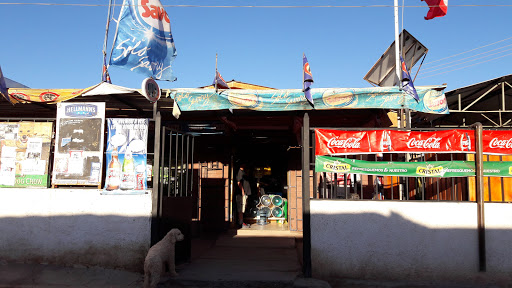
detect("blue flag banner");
top-left (213, 70), bottom-right (230, 90)
top-left (303, 54), bottom-right (314, 106)
top-left (110, 0), bottom-right (177, 81)
top-left (170, 86), bottom-right (449, 114)
top-left (0, 65), bottom-right (11, 103)
top-left (400, 56), bottom-right (419, 102)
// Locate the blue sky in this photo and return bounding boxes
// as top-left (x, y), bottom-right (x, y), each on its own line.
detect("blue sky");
top-left (1, 0), bottom-right (511, 92)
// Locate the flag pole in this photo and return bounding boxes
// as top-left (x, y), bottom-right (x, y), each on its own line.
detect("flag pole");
top-left (102, 0), bottom-right (114, 82)
top-left (215, 53), bottom-right (218, 92)
top-left (394, 0), bottom-right (400, 90)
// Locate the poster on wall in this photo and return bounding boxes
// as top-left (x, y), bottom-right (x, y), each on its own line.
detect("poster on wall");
top-left (52, 102), bottom-right (105, 186)
top-left (104, 118), bottom-right (149, 194)
top-left (0, 122), bottom-right (53, 187)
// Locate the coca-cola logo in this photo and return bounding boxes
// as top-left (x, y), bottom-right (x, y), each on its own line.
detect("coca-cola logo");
top-left (489, 138), bottom-right (512, 149)
top-left (407, 137), bottom-right (441, 149)
top-left (327, 137), bottom-right (362, 149)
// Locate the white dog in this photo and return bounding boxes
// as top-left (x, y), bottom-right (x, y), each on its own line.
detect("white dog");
top-left (144, 228), bottom-right (185, 288)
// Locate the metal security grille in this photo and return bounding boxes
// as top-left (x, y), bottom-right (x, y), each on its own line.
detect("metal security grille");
top-left (159, 127), bottom-right (195, 198)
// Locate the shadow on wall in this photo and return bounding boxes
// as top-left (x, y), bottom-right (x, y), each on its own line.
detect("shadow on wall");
top-left (311, 205), bottom-right (512, 286)
top-left (0, 214), bottom-right (152, 273)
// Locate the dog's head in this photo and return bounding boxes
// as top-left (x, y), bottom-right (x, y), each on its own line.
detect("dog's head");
top-left (166, 228), bottom-right (184, 244)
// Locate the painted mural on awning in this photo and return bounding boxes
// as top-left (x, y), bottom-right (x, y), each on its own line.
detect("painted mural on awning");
top-left (6, 83), bottom-right (139, 104)
top-left (170, 86), bottom-right (448, 114)
top-left (7, 87), bottom-right (95, 104)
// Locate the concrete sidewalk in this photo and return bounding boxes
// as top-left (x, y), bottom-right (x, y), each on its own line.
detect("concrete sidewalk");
top-left (163, 229), bottom-right (303, 287)
top-left (0, 228), bottom-right (313, 288)
top-left (2, 228), bottom-right (487, 288)
top-left (0, 261), bottom-right (143, 288)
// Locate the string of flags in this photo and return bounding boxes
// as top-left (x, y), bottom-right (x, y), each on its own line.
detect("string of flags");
top-left (0, 0), bottom-right (448, 106)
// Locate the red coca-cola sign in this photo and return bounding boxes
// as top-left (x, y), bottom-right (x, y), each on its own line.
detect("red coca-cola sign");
top-left (316, 129), bottom-right (371, 155)
top-left (316, 129), bottom-right (512, 156)
top-left (483, 131), bottom-right (512, 154)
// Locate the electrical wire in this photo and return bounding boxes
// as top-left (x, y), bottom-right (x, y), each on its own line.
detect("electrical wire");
top-left (423, 36), bottom-right (512, 65)
top-left (421, 43), bottom-right (512, 72)
top-left (1, 2), bottom-right (512, 8)
top-left (417, 52), bottom-right (512, 80)
top-left (420, 47), bottom-right (512, 75)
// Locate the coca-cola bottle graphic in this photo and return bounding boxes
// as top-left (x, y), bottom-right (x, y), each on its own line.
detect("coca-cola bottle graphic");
top-left (461, 132), bottom-right (471, 151)
top-left (106, 149), bottom-right (121, 191)
top-left (381, 131), bottom-right (392, 151)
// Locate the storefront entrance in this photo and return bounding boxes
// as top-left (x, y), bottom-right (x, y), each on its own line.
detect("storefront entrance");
top-left (231, 129), bottom-right (295, 231)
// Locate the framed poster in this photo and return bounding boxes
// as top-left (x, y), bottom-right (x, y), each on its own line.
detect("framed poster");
top-left (52, 102), bottom-right (105, 186)
top-left (0, 122), bottom-right (53, 188)
top-left (104, 118), bottom-right (149, 193)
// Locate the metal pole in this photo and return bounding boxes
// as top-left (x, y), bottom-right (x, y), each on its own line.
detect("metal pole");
top-left (215, 54), bottom-right (218, 92)
top-left (394, 0), bottom-right (400, 82)
top-left (153, 101), bottom-right (158, 121)
top-left (101, 0), bottom-right (113, 82)
top-left (302, 112), bottom-right (312, 278)
top-left (473, 122), bottom-right (486, 272)
top-left (151, 112), bottom-right (162, 245)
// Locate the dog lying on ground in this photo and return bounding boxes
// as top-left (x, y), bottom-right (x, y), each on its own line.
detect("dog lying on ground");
top-left (144, 228), bottom-right (185, 288)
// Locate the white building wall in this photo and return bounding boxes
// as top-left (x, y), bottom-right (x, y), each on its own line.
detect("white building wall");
top-left (0, 188), bottom-right (152, 272)
top-left (311, 200), bottom-right (512, 285)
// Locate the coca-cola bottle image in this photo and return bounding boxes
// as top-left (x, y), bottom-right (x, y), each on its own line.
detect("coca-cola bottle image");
top-left (461, 132), bottom-right (471, 151)
top-left (106, 149), bottom-right (121, 191)
top-left (381, 131), bottom-right (392, 151)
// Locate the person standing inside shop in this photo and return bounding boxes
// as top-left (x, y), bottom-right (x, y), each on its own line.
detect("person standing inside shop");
top-left (236, 163), bottom-right (252, 228)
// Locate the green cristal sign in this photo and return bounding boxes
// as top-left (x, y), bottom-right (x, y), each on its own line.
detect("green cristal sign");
top-left (0, 175), bottom-right (48, 188)
top-left (315, 156), bottom-right (512, 178)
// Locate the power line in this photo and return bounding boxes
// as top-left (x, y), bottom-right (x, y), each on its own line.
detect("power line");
top-left (423, 36), bottom-right (512, 65)
top-left (420, 47), bottom-right (512, 75)
top-left (1, 2), bottom-right (512, 8)
top-left (421, 43), bottom-right (512, 72)
top-left (417, 52), bottom-right (512, 80)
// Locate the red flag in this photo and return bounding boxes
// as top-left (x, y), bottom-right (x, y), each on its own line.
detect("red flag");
top-left (213, 70), bottom-right (230, 90)
top-left (422, 0), bottom-right (448, 20)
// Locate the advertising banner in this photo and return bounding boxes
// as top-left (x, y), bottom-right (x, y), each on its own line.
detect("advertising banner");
top-left (7, 87), bottom-right (96, 104)
top-left (483, 130), bottom-right (512, 155)
top-left (52, 102), bottom-right (105, 186)
top-left (110, 0), bottom-right (177, 81)
top-left (316, 156), bottom-right (512, 178)
top-left (104, 118), bottom-right (149, 193)
top-left (0, 122), bottom-right (53, 187)
top-left (171, 86), bottom-right (448, 114)
top-left (316, 129), bottom-right (512, 156)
